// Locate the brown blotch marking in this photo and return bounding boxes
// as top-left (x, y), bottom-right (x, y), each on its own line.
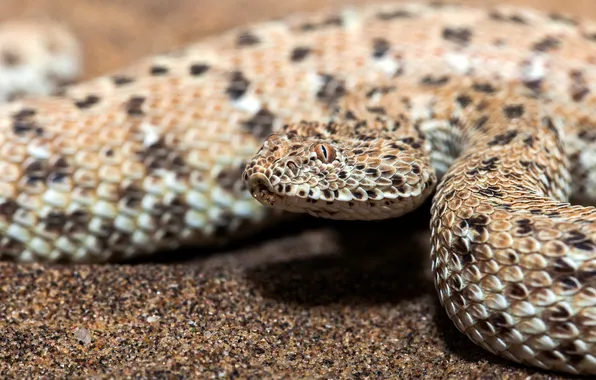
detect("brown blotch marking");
top-left (226, 71), bottom-right (251, 100)
top-left (12, 108), bottom-right (42, 136)
top-left (365, 86), bottom-right (396, 98)
top-left (553, 257), bottom-right (576, 274)
top-left (366, 106), bottom-right (386, 115)
top-left (488, 313), bottom-right (512, 329)
top-left (472, 82), bottom-right (497, 93)
top-left (563, 230), bottom-right (595, 251)
top-left (316, 73), bottom-right (346, 104)
top-left (290, 47), bottom-right (311, 62)
top-left (112, 75), bottom-right (135, 86)
top-left (189, 63), bottom-right (210, 76)
top-left (452, 236), bottom-right (471, 256)
top-left (24, 156), bottom-right (71, 185)
top-left (125, 96), bottom-right (146, 116)
top-left (149, 65), bottom-right (169, 75)
top-left (559, 276), bottom-right (580, 292)
top-left (503, 104), bottom-right (525, 119)
top-left (136, 138), bottom-right (186, 173)
top-left (376, 9), bottom-right (414, 20)
top-left (577, 129), bottom-right (596, 142)
top-left (372, 38), bottom-right (390, 58)
top-left (456, 94), bottom-right (472, 108)
top-left (75, 94), bottom-right (100, 109)
top-left (532, 36), bottom-right (561, 52)
top-left (488, 130), bottom-right (517, 146)
top-left (42, 210), bottom-right (68, 233)
top-left (477, 186), bottom-right (503, 198)
top-left (516, 218), bottom-right (533, 235)
top-left (569, 70), bottom-right (590, 102)
top-left (237, 31), bottom-right (261, 46)
top-left (549, 13), bottom-right (577, 25)
top-left (121, 184), bottom-right (144, 209)
top-left (489, 11), bottom-right (528, 24)
top-left (442, 27), bottom-right (472, 46)
top-left (299, 15), bottom-right (343, 31)
top-left (523, 135), bottom-right (536, 147)
top-left (420, 75), bottom-right (450, 86)
top-left (1, 48), bottom-right (21, 66)
top-left (508, 283), bottom-right (528, 299)
top-left (217, 163), bottom-right (247, 193)
top-left (0, 199), bottom-right (18, 218)
top-left (242, 108), bottom-right (276, 139)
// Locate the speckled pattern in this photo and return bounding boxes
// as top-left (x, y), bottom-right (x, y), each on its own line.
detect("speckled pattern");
top-left (1, 0), bottom-right (596, 378)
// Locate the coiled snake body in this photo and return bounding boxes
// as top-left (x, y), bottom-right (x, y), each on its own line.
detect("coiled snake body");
top-left (2, 2), bottom-right (596, 375)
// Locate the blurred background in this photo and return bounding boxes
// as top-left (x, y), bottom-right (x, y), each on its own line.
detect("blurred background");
top-left (1, 0), bottom-right (594, 79)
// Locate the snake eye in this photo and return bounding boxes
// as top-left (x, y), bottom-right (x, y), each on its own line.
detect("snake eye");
top-left (313, 143), bottom-right (336, 163)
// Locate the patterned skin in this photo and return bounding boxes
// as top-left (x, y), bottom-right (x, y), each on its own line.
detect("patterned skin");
top-left (2, 2), bottom-right (596, 374)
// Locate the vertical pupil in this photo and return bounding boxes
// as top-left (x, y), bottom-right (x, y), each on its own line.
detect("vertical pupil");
top-left (320, 145), bottom-right (328, 159)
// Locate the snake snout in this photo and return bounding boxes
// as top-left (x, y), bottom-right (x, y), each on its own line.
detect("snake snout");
top-left (246, 173), bottom-right (278, 206)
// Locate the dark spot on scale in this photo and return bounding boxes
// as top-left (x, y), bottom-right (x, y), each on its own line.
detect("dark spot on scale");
top-left (563, 230), bottom-right (596, 252)
top-left (456, 94), bottom-right (472, 108)
top-left (149, 65), bottom-right (169, 75)
top-left (472, 82), bottom-right (497, 93)
top-left (372, 38), bottom-right (390, 58)
top-left (523, 136), bottom-right (536, 147)
top-left (290, 47), bottom-right (311, 62)
top-left (488, 130), bottom-right (517, 146)
top-left (316, 73), bottom-right (346, 104)
top-left (365, 86), bottom-right (396, 98)
top-left (489, 11), bottom-right (528, 25)
top-left (1, 49), bottom-right (21, 66)
top-left (549, 13), bottom-right (577, 25)
top-left (125, 96), bottom-right (145, 116)
top-left (578, 129), bottom-right (596, 142)
top-left (242, 108), bottom-right (276, 139)
top-left (532, 36), bottom-right (561, 52)
top-left (0, 199), bottom-right (18, 218)
top-left (442, 27), bottom-right (472, 45)
top-left (376, 10), bottom-right (414, 21)
top-left (452, 237), bottom-right (470, 256)
top-left (13, 108), bottom-right (36, 118)
top-left (420, 75), bottom-right (450, 86)
top-left (112, 75), bottom-right (135, 86)
top-left (477, 186), bottom-right (503, 198)
top-left (11, 108), bottom-right (40, 136)
top-left (189, 63), bottom-right (210, 76)
top-left (75, 94), bottom-right (100, 109)
top-left (503, 104), bottom-right (525, 119)
top-left (226, 71), bottom-right (251, 100)
top-left (237, 31), bottom-right (261, 46)
top-left (366, 106), bottom-right (386, 115)
top-left (298, 16), bottom-right (343, 32)
top-left (344, 110), bottom-right (357, 120)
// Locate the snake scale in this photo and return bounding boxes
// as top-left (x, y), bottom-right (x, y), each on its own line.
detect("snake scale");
top-left (2, 1), bottom-right (596, 375)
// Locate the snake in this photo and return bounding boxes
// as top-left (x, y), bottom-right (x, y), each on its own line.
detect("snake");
top-left (1, 1), bottom-right (596, 375)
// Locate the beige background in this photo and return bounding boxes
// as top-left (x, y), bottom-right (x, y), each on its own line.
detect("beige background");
top-left (1, 0), bottom-right (595, 78)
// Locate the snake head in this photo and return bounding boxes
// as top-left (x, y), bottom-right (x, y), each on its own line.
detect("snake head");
top-left (243, 121), bottom-right (437, 220)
